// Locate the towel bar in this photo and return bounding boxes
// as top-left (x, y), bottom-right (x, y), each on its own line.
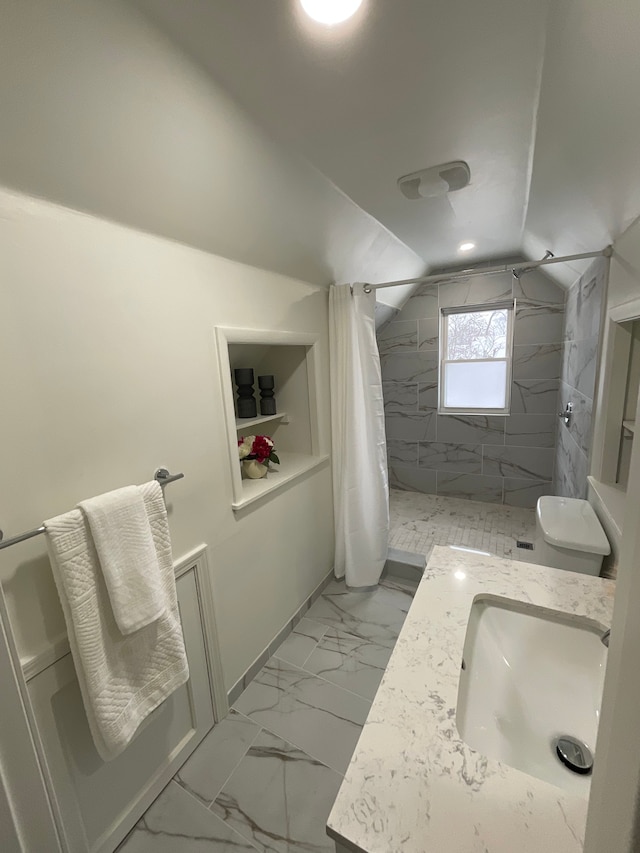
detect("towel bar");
top-left (0, 469), bottom-right (184, 552)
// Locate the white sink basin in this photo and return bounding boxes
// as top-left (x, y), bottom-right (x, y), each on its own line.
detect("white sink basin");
top-left (456, 594), bottom-right (608, 793)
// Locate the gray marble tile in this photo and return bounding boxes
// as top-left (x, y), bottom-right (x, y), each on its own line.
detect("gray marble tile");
top-left (435, 414), bottom-right (506, 444)
top-left (418, 442), bottom-right (482, 474)
top-left (418, 381), bottom-right (439, 411)
top-left (554, 423), bottom-right (588, 499)
top-left (563, 337), bottom-right (599, 398)
top-left (512, 270), bottom-right (565, 307)
top-left (505, 413), bottom-right (557, 448)
top-left (438, 273), bottom-right (512, 309)
top-left (387, 440), bottom-right (418, 466)
top-left (418, 317), bottom-right (439, 351)
top-left (374, 301), bottom-right (399, 331)
top-left (389, 464), bottom-right (437, 494)
top-left (514, 304), bottom-right (564, 345)
top-left (382, 381), bottom-right (418, 413)
top-left (564, 260), bottom-right (607, 343)
top-left (211, 729), bottom-right (342, 853)
top-left (559, 381), bottom-right (592, 456)
top-left (233, 658), bottom-right (369, 775)
top-left (303, 628), bottom-right (392, 701)
top-left (436, 472), bottom-right (504, 503)
top-left (273, 618), bottom-right (328, 669)
top-left (306, 579), bottom-right (413, 650)
top-left (175, 711), bottom-right (262, 807)
top-left (377, 320), bottom-right (418, 354)
top-left (511, 379), bottom-right (559, 414)
top-left (482, 446), bottom-right (554, 481)
top-left (385, 411), bottom-right (436, 442)
top-left (503, 478), bottom-right (554, 509)
top-left (380, 351), bottom-right (438, 383)
top-left (512, 343), bottom-right (562, 381)
top-left (119, 781), bottom-right (258, 852)
top-left (398, 284), bottom-right (439, 321)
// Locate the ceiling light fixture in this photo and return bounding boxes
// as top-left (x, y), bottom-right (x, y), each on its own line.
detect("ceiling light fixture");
top-left (459, 242), bottom-right (476, 252)
top-left (299, 0), bottom-right (363, 25)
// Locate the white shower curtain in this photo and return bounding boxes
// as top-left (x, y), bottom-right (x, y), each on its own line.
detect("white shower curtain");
top-left (329, 283), bottom-right (389, 588)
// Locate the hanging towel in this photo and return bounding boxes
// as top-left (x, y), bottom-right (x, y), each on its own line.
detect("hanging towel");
top-left (78, 485), bottom-right (165, 635)
top-left (44, 481), bottom-right (189, 762)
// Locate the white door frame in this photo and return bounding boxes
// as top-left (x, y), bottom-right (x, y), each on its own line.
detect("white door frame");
top-left (584, 296), bottom-right (640, 852)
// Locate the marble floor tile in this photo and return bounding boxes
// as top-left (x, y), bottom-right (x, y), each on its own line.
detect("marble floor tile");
top-left (272, 617), bottom-right (328, 668)
top-left (211, 729), bottom-right (343, 853)
top-left (233, 657), bottom-right (369, 774)
top-left (117, 780), bottom-right (258, 852)
top-left (175, 710), bottom-right (262, 806)
top-left (306, 580), bottom-right (412, 649)
top-left (303, 627), bottom-right (393, 701)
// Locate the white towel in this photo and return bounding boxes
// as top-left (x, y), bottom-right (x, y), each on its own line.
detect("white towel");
top-left (79, 485), bottom-right (165, 635)
top-left (44, 481), bottom-right (189, 762)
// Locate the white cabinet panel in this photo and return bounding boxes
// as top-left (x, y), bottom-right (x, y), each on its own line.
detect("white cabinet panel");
top-left (27, 568), bottom-right (214, 853)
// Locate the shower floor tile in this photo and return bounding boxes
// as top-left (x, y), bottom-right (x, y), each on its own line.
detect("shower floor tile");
top-left (389, 488), bottom-right (537, 563)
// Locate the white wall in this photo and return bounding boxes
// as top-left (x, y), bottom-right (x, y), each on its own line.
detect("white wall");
top-left (0, 0), bottom-right (426, 689)
top-left (524, 0), bottom-right (640, 287)
top-left (0, 0), bottom-right (425, 292)
top-left (0, 186), bottom-right (334, 688)
top-left (584, 215), bottom-right (640, 851)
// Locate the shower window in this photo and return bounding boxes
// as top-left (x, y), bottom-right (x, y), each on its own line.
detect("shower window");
top-left (439, 302), bottom-right (514, 414)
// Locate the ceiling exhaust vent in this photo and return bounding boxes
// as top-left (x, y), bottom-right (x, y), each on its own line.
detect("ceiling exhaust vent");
top-left (398, 161), bottom-right (470, 200)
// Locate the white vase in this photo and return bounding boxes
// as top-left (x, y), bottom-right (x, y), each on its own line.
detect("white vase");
top-left (242, 459), bottom-right (268, 479)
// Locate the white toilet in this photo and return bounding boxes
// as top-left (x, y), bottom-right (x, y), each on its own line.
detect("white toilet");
top-left (534, 496), bottom-right (611, 576)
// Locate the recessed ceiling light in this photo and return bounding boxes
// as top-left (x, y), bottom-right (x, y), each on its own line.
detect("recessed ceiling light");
top-left (459, 241), bottom-right (476, 252)
top-left (299, 0), bottom-right (363, 25)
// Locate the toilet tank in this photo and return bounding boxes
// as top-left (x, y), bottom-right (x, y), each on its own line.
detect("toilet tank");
top-left (534, 497), bottom-right (611, 576)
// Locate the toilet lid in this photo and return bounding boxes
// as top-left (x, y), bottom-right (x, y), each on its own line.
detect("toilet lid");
top-left (537, 497), bottom-right (611, 555)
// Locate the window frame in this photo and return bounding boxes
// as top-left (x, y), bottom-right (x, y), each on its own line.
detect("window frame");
top-left (438, 300), bottom-right (516, 416)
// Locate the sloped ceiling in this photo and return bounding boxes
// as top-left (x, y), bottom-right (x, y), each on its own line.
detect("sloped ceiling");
top-left (132, 0), bottom-right (640, 289)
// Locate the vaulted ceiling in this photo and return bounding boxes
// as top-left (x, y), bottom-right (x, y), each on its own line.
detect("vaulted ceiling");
top-left (133, 0), bottom-right (640, 288)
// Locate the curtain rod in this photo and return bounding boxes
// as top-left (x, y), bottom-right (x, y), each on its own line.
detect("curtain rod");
top-left (362, 246), bottom-right (613, 293)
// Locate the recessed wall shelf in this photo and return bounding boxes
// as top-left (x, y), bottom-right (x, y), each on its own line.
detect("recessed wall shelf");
top-left (232, 452), bottom-right (329, 510)
top-left (235, 412), bottom-right (289, 431)
top-left (215, 327), bottom-right (328, 512)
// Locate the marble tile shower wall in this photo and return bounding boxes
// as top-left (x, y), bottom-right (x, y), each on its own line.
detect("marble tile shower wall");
top-left (555, 258), bottom-right (608, 499)
top-left (377, 270), bottom-right (565, 508)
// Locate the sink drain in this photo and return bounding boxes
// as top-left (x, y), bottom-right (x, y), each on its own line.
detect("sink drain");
top-left (554, 736), bottom-right (593, 775)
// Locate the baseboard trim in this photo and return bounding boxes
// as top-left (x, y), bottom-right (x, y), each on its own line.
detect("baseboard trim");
top-left (227, 568), bottom-right (335, 706)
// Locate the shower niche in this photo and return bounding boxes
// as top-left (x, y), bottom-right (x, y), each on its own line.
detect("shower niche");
top-left (215, 327), bottom-right (329, 511)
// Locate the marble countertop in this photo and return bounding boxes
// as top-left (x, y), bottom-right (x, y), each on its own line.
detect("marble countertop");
top-left (327, 546), bottom-right (616, 853)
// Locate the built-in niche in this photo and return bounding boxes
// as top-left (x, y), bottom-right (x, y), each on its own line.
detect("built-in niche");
top-left (215, 328), bottom-right (329, 511)
top-left (590, 307), bottom-right (640, 544)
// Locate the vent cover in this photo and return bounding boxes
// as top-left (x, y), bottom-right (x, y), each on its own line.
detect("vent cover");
top-left (398, 161), bottom-right (470, 200)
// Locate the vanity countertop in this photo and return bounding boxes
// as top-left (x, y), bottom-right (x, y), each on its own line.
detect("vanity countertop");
top-left (327, 546), bottom-right (616, 853)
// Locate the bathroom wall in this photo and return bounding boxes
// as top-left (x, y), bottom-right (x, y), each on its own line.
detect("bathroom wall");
top-left (378, 269), bottom-right (565, 507)
top-left (0, 186), bottom-right (334, 690)
top-left (554, 258), bottom-right (608, 499)
top-left (0, 0), bottom-right (425, 294)
top-left (0, 0), bottom-right (426, 692)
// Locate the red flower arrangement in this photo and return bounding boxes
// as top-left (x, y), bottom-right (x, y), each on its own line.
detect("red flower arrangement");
top-left (237, 434), bottom-right (280, 465)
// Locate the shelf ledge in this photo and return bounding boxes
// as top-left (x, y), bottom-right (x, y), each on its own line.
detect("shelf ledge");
top-left (232, 453), bottom-right (329, 511)
top-left (622, 419), bottom-right (636, 435)
top-left (235, 412), bottom-right (288, 431)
